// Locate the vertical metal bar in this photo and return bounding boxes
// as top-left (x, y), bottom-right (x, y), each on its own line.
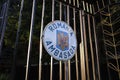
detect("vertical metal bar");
top-left (67, 1), bottom-right (69, 24)
top-left (82, 1), bottom-right (85, 11)
top-left (79, 10), bottom-right (86, 80)
top-left (73, 0), bottom-right (79, 80)
top-left (59, 1), bottom-right (62, 21)
top-left (52, 0), bottom-right (55, 21)
top-left (59, 1), bottom-right (62, 80)
top-left (102, 0), bottom-right (105, 8)
top-left (11, 0), bottom-right (24, 79)
top-left (86, 2), bottom-right (89, 12)
top-left (65, 61), bottom-right (68, 80)
top-left (68, 60), bottom-right (70, 80)
top-left (59, 61), bottom-right (62, 80)
top-left (83, 16), bottom-right (90, 80)
top-left (67, 1), bottom-right (71, 80)
top-left (39, 0), bottom-right (45, 80)
top-left (50, 57), bottom-right (53, 80)
top-left (25, 0), bottom-right (36, 80)
top-left (0, 0), bottom-right (9, 55)
top-left (91, 4), bottom-right (101, 80)
top-left (82, 1), bottom-right (90, 80)
top-left (69, 0), bottom-right (71, 4)
top-left (87, 12), bottom-right (96, 80)
top-left (90, 4), bottom-right (92, 14)
top-left (76, 0), bottom-right (79, 8)
top-left (50, 0), bottom-right (54, 80)
top-left (63, 1), bottom-right (67, 80)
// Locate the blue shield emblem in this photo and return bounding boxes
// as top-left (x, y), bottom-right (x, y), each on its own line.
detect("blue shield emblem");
top-left (56, 30), bottom-right (69, 51)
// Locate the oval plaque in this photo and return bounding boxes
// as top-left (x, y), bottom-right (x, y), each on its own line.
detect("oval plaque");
top-left (43, 20), bottom-right (77, 61)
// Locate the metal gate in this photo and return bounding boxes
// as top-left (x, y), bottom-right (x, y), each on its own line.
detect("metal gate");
top-left (0, 0), bottom-right (101, 80)
top-left (23, 0), bottom-right (100, 80)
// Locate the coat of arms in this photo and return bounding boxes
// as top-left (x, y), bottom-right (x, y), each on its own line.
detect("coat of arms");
top-left (56, 30), bottom-right (69, 51)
